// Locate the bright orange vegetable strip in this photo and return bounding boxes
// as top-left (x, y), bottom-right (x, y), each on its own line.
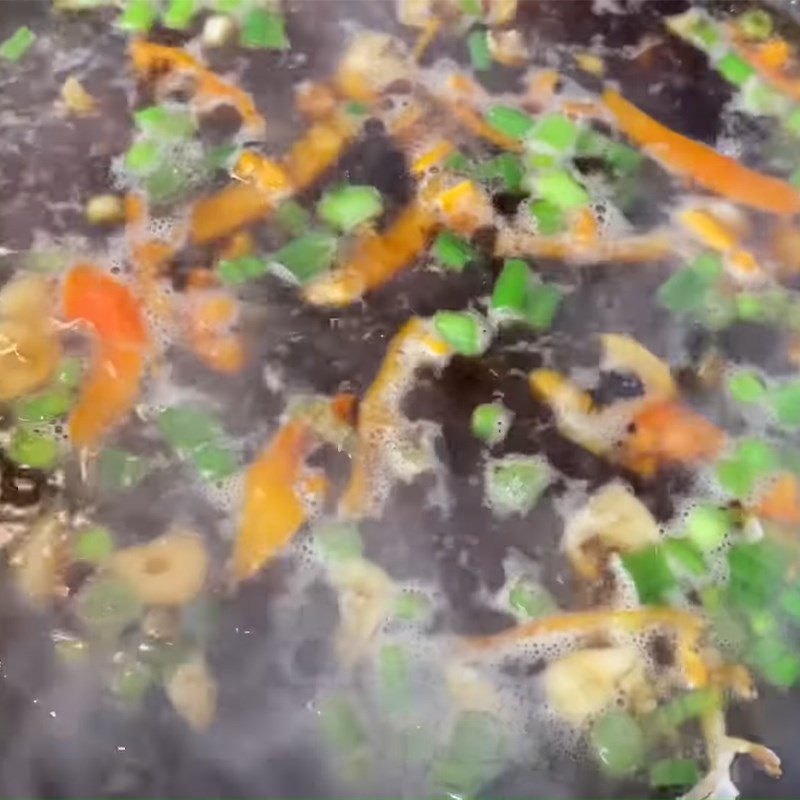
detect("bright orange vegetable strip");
top-left (734, 34), bottom-right (800, 102)
top-left (129, 40), bottom-right (265, 133)
top-left (63, 265), bottom-right (148, 447)
top-left (234, 419), bottom-right (323, 580)
top-left (603, 89), bottom-right (800, 215)
top-left (755, 473), bottom-right (800, 525)
top-left (621, 400), bottom-right (725, 475)
top-left (303, 201), bottom-right (439, 306)
top-left (191, 183), bottom-right (273, 245)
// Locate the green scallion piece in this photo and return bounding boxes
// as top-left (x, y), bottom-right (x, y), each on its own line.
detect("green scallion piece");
top-left (313, 520), bottom-right (363, 562)
top-left (160, 405), bottom-right (223, 450)
top-left (15, 390), bottom-right (71, 423)
top-left (218, 255), bottom-right (268, 285)
top-left (649, 758), bottom-right (701, 789)
top-left (663, 537), bottom-right (706, 578)
top-left (621, 545), bottom-right (676, 604)
top-left (76, 576), bottom-right (143, 640)
top-left (718, 52), bottom-right (755, 86)
top-left (320, 697), bottom-right (366, 752)
top-left (485, 106), bottom-right (536, 140)
top-left (491, 258), bottom-right (528, 314)
top-left (275, 199), bottom-right (311, 236)
top-left (525, 282), bottom-right (563, 330)
top-left (273, 232), bottom-right (338, 283)
top-left (74, 526), bottom-right (115, 564)
top-left (434, 230), bottom-right (474, 270)
top-left (99, 448), bottom-right (147, 490)
top-left (134, 105), bottom-right (196, 139)
top-left (770, 381), bottom-right (800, 427)
top-left (589, 711), bottom-right (645, 777)
top-left (318, 184), bottom-right (383, 232)
top-left (192, 442), bottom-right (236, 480)
top-left (728, 539), bottom-right (789, 610)
top-left (738, 9), bottom-right (773, 41)
top-left (119, 0), bottom-right (158, 32)
top-left (56, 357), bottom-right (83, 389)
top-left (528, 113), bottom-right (579, 153)
top-left (535, 170), bottom-right (590, 211)
top-left (467, 29), bottom-right (492, 72)
top-left (471, 402), bottom-right (512, 445)
top-left (685, 505), bottom-right (731, 551)
top-left (728, 371), bottom-right (767, 404)
top-left (378, 644), bottom-right (411, 713)
top-left (781, 585), bottom-right (800, 622)
top-left (163, 0), bottom-right (197, 29)
top-left (394, 592), bottom-right (430, 621)
top-left (530, 199), bottom-right (565, 235)
top-left (240, 7), bottom-right (290, 50)
top-left (433, 311), bottom-right (490, 356)
top-left (651, 688), bottom-right (718, 730)
top-left (481, 153), bottom-right (524, 192)
top-left (8, 428), bottom-right (58, 470)
top-left (508, 578), bottom-right (555, 619)
top-left (0, 26), bottom-right (35, 62)
top-left (748, 636), bottom-right (800, 688)
top-left (124, 140), bottom-right (162, 176)
top-left (484, 455), bottom-right (549, 517)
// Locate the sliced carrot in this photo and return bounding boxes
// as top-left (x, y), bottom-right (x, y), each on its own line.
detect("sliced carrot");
top-left (219, 231), bottom-right (255, 262)
top-left (755, 473), bottom-right (800, 525)
top-left (495, 227), bottom-right (673, 264)
top-left (185, 291), bottom-right (245, 374)
top-left (412, 16), bottom-right (442, 62)
top-left (304, 201), bottom-right (439, 306)
top-left (191, 182), bottom-right (273, 244)
top-left (129, 40), bottom-right (265, 133)
top-left (734, 34), bottom-right (800, 102)
top-left (63, 264), bottom-right (147, 347)
top-left (435, 179), bottom-right (492, 234)
top-left (234, 419), bottom-right (324, 580)
top-left (572, 207), bottom-right (600, 245)
top-left (411, 139), bottom-right (455, 176)
top-left (233, 151), bottom-right (292, 194)
top-left (621, 400), bottom-right (725, 475)
top-left (528, 70), bottom-right (560, 106)
top-left (603, 89), bottom-right (800, 215)
top-left (339, 319), bottom-right (450, 519)
top-left (283, 111), bottom-right (356, 191)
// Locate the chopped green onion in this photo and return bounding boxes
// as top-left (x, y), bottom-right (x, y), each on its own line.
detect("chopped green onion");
top-left (484, 455), bottom-right (549, 517)
top-left (160, 405), bottom-right (223, 450)
top-left (144, 165), bottom-right (193, 206)
top-left (770, 381), bottom-right (800, 427)
top-left (471, 402), bottom-right (512, 445)
top-left (111, 656), bottom-right (153, 706)
top-left (485, 106), bottom-right (536, 140)
top-left (119, 0), bottom-right (158, 32)
top-left (461, 0), bottom-right (482, 15)
top-left (192, 442), bottom-right (236, 480)
top-left (344, 100), bottom-right (369, 117)
top-left (530, 199), bottom-right (565, 235)
top-left (685, 505), bottom-right (731, 551)
top-left (318, 185), bottom-right (383, 232)
top-left (649, 758), bottom-right (701, 789)
top-left (692, 251), bottom-right (724, 278)
top-left (273, 232), bottom-right (338, 283)
top-left (443, 150), bottom-right (471, 173)
top-left (434, 230), bottom-right (474, 270)
top-left (433, 711), bottom-right (504, 798)
top-left (56, 357), bottom-right (83, 389)
top-left (240, 7), bottom-right (290, 50)
top-left (738, 9), bottom-right (773, 41)
top-left (433, 311), bottom-right (490, 356)
top-left (76, 576), bottom-right (143, 640)
top-left (728, 540), bottom-right (788, 610)
top-left (748, 636), bottom-right (800, 688)
top-left (491, 258), bottom-right (528, 315)
top-left (8, 428), bottom-right (58, 470)
top-left (378, 644), bottom-right (411, 713)
top-left (15, 390), bottom-right (71, 423)
top-left (525, 282), bottom-right (563, 330)
top-left (74, 526), bottom-right (114, 564)
top-left (621, 545), bottom-right (676, 604)
top-left (313, 520), bottom-right (363, 562)
top-left (690, 17), bottom-right (722, 49)
top-left (589, 711), bottom-right (644, 777)
top-left (737, 439), bottom-right (779, 474)
top-left (163, 0), bottom-right (197, 29)
top-left (718, 52), bottom-right (756, 86)
top-left (652, 688), bottom-right (718, 730)
top-left (99, 448), bottom-right (147, 490)
top-left (218, 255), bottom-right (268, 285)
top-left (535, 170), bottom-right (590, 211)
top-left (275, 199), bottom-right (311, 236)
top-left (134, 105), bottom-right (196, 139)
top-left (663, 537), bottom-right (706, 577)
top-left (658, 268), bottom-right (710, 313)
top-left (528, 113), bottom-right (579, 153)
top-left (728, 371), bottom-right (767, 404)
top-left (478, 153), bottom-right (524, 192)
top-left (394, 592), bottom-right (430, 621)
top-left (0, 26), bottom-right (35, 62)
top-left (508, 578), bottom-right (555, 619)
top-left (605, 141), bottom-right (643, 175)
top-left (320, 697), bottom-right (366, 752)
top-left (782, 585), bottom-right (800, 622)
top-left (467, 29), bottom-right (492, 72)
top-left (124, 140), bottom-right (162, 176)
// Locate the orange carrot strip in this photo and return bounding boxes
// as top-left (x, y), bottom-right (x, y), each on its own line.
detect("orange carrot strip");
top-left (234, 418), bottom-right (324, 580)
top-left (734, 34), bottom-right (800, 102)
top-left (755, 473), bottom-right (800, 525)
top-left (495, 227), bottom-right (673, 264)
top-left (621, 400), bottom-right (725, 475)
top-left (604, 89), bottom-right (800, 215)
top-left (129, 40), bottom-right (265, 133)
top-left (63, 266), bottom-right (148, 447)
top-left (304, 202), bottom-right (439, 306)
top-left (191, 183), bottom-right (273, 245)
top-left (413, 16), bottom-right (442, 62)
